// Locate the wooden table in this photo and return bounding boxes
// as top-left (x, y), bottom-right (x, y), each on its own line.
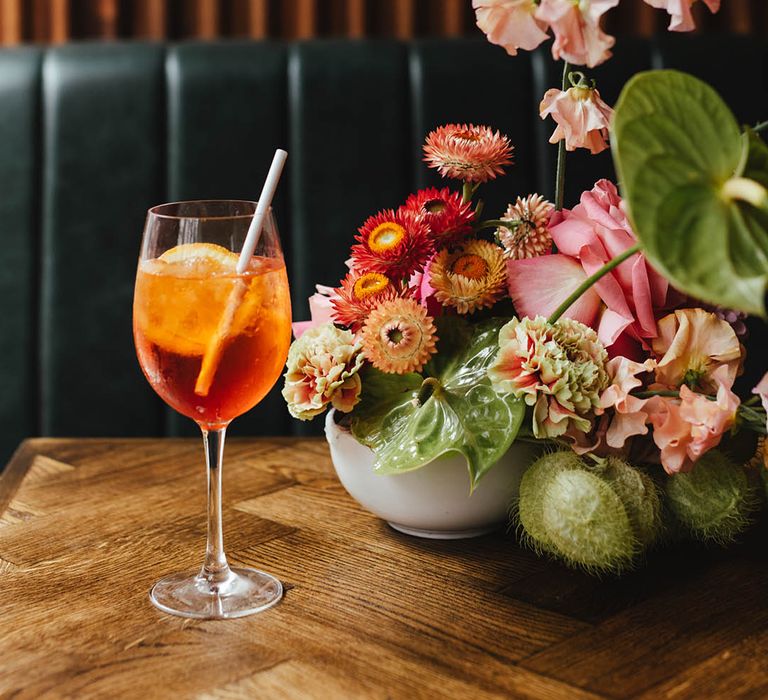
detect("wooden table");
top-left (1, 438), bottom-right (766, 699)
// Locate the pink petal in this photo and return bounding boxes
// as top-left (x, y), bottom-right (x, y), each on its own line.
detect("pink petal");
top-left (507, 254), bottom-right (601, 325)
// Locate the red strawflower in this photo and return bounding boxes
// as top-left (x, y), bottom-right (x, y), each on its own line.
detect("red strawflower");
top-left (423, 123), bottom-right (513, 183)
top-left (401, 187), bottom-right (475, 247)
top-left (331, 271), bottom-right (398, 332)
top-left (350, 208), bottom-right (432, 281)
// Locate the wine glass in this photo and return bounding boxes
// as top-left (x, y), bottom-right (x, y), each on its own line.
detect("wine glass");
top-left (133, 200), bottom-right (292, 619)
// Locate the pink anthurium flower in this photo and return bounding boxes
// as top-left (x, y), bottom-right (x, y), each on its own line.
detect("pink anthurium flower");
top-left (292, 285), bottom-right (336, 339)
top-left (473, 0), bottom-right (550, 56)
top-left (535, 0), bottom-right (619, 68)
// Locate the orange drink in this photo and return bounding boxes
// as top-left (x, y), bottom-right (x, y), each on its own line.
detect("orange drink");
top-left (133, 243), bottom-right (291, 428)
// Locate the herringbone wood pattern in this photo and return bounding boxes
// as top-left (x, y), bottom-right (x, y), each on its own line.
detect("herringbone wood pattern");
top-left (1, 438), bottom-right (766, 699)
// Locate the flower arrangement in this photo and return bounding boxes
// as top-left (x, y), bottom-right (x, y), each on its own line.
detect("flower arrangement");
top-left (283, 0), bottom-right (768, 574)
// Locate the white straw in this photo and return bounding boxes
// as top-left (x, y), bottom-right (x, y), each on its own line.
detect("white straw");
top-left (236, 148), bottom-right (288, 274)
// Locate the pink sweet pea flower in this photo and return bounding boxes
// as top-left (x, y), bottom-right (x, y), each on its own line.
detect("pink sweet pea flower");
top-left (647, 366), bottom-right (739, 474)
top-left (752, 371), bottom-right (768, 433)
top-left (473, 0), bottom-right (549, 56)
top-left (643, 0), bottom-right (720, 32)
top-left (292, 284), bottom-right (336, 339)
top-left (540, 86), bottom-right (614, 154)
top-left (535, 0), bottom-right (619, 68)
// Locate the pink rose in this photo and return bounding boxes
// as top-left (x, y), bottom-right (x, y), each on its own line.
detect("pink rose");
top-left (507, 180), bottom-right (671, 351)
top-left (539, 86), bottom-right (613, 154)
top-left (473, 0), bottom-right (549, 56)
top-left (535, 0), bottom-right (618, 68)
top-left (292, 284), bottom-right (336, 339)
top-left (643, 0), bottom-right (720, 32)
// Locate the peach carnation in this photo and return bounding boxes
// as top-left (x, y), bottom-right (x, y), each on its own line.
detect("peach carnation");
top-left (643, 0), bottom-right (720, 32)
top-left (488, 316), bottom-right (609, 439)
top-left (497, 194), bottom-right (554, 259)
top-left (535, 0), bottom-right (618, 68)
top-left (331, 271), bottom-right (398, 332)
top-left (652, 308), bottom-right (742, 393)
top-left (423, 123), bottom-right (513, 183)
top-left (473, 0), bottom-right (549, 57)
top-left (361, 297), bottom-right (437, 374)
top-left (350, 208), bottom-right (432, 281)
top-left (282, 323), bottom-right (364, 420)
top-left (540, 86), bottom-right (614, 155)
top-left (402, 187), bottom-right (475, 247)
top-left (429, 239), bottom-right (507, 314)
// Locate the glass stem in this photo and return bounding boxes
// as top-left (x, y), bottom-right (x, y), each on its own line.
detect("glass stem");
top-left (200, 426), bottom-right (231, 586)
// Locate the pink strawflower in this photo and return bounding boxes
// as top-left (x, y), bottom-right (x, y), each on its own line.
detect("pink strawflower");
top-left (423, 124), bottom-right (513, 183)
top-left (652, 308), bottom-right (742, 393)
top-left (507, 180), bottom-right (671, 351)
top-left (643, 0), bottom-right (720, 32)
top-left (292, 284), bottom-right (336, 339)
top-left (473, 0), bottom-right (549, 56)
top-left (647, 367), bottom-right (739, 474)
top-left (535, 0), bottom-right (619, 68)
top-left (497, 194), bottom-right (554, 259)
top-left (540, 86), bottom-right (614, 155)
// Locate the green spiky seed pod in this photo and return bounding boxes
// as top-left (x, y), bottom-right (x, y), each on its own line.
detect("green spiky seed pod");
top-left (517, 450), bottom-right (584, 554)
top-left (600, 457), bottom-right (662, 548)
top-left (539, 469), bottom-right (636, 574)
top-left (665, 450), bottom-right (756, 544)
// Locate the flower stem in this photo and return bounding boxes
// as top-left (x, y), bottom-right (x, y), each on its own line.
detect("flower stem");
top-left (554, 61), bottom-right (570, 212)
top-left (547, 243), bottom-right (641, 324)
top-left (474, 218), bottom-right (521, 233)
top-left (753, 120), bottom-right (768, 134)
top-left (462, 181), bottom-right (479, 204)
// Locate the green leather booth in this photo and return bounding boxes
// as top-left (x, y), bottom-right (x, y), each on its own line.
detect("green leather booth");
top-left (1, 36), bottom-right (767, 465)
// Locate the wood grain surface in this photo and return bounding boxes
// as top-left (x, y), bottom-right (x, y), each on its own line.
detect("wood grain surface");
top-left (0, 438), bottom-right (766, 699)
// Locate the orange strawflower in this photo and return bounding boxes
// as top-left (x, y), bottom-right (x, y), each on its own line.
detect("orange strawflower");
top-left (423, 124), bottom-right (513, 183)
top-left (331, 271), bottom-right (398, 332)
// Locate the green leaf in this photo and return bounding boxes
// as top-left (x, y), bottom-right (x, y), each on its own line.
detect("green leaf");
top-left (350, 317), bottom-right (526, 488)
top-left (612, 70), bottom-right (768, 317)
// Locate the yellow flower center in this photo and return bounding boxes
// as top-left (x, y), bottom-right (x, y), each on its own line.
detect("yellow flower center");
top-left (423, 198), bottom-right (447, 214)
top-left (450, 253), bottom-right (488, 280)
top-left (368, 222), bottom-right (406, 253)
top-left (353, 272), bottom-right (390, 300)
top-left (570, 86), bottom-right (594, 102)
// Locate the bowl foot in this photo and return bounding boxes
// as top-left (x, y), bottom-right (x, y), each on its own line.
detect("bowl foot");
top-left (387, 521), bottom-right (501, 540)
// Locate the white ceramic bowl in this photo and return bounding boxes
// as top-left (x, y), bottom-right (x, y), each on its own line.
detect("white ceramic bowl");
top-left (324, 410), bottom-right (540, 539)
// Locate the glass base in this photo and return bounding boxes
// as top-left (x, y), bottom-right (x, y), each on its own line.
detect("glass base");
top-left (149, 567), bottom-right (283, 619)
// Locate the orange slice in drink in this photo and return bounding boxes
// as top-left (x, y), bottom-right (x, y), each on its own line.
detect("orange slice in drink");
top-left (135, 244), bottom-right (243, 357)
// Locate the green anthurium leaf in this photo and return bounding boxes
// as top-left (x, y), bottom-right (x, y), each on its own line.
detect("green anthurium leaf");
top-left (350, 316), bottom-right (525, 488)
top-left (612, 70), bottom-right (768, 317)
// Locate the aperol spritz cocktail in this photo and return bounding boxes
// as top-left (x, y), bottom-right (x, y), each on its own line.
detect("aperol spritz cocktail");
top-left (133, 200), bottom-right (291, 619)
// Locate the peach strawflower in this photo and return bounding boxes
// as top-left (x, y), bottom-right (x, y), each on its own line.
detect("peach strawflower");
top-left (652, 308), bottom-right (742, 393)
top-left (331, 271), bottom-right (398, 332)
top-left (646, 367), bottom-right (739, 474)
top-left (429, 239), bottom-right (507, 314)
top-left (473, 0), bottom-right (549, 57)
top-left (540, 86), bottom-right (614, 154)
top-left (282, 323), bottom-right (365, 420)
top-left (423, 124), bottom-right (513, 183)
top-left (643, 0), bottom-right (720, 32)
top-left (402, 187), bottom-right (475, 247)
top-left (488, 316), bottom-right (609, 439)
top-left (350, 208), bottom-right (432, 281)
top-left (361, 297), bottom-right (438, 374)
top-left (535, 0), bottom-right (618, 68)
top-left (497, 194), bottom-right (554, 259)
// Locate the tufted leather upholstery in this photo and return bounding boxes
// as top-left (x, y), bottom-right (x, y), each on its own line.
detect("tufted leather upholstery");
top-left (1, 36), bottom-right (766, 463)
